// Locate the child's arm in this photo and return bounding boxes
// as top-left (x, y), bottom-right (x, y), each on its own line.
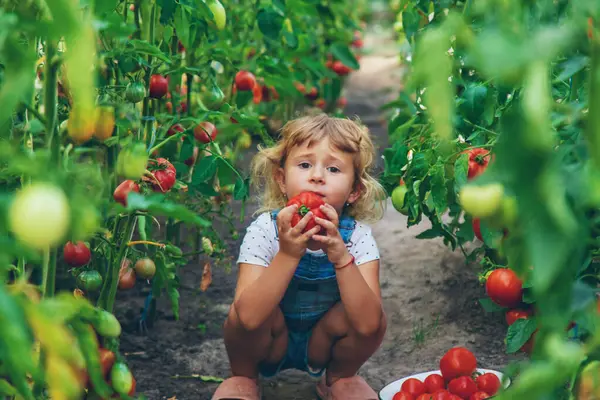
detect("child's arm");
top-left (312, 204), bottom-right (383, 336)
top-left (231, 205), bottom-right (321, 331)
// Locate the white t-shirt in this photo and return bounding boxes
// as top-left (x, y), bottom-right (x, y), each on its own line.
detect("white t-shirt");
top-left (236, 212), bottom-right (380, 267)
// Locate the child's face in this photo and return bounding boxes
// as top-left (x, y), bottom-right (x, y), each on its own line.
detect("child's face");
top-left (277, 137), bottom-right (360, 215)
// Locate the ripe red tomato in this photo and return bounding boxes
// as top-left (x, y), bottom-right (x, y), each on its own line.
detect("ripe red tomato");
top-left (464, 148), bottom-right (492, 180)
top-left (337, 96), bottom-right (347, 108)
top-left (235, 71), bottom-right (256, 91)
top-left (505, 309), bottom-right (531, 326)
top-left (475, 373), bottom-right (500, 396)
top-left (332, 60), bottom-right (352, 76)
top-left (400, 379), bottom-right (426, 397)
top-left (393, 392), bottom-right (414, 400)
top-left (295, 82), bottom-right (306, 94)
top-left (424, 374), bottom-right (445, 393)
top-left (485, 268), bottom-right (523, 308)
top-left (416, 394), bottom-right (432, 400)
top-left (431, 390), bottom-right (452, 400)
top-left (167, 123), bottom-right (185, 141)
top-left (149, 158), bottom-right (176, 193)
top-left (149, 74), bottom-right (168, 99)
top-left (448, 376), bottom-right (477, 399)
top-left (472, 218), bottom-right (483, 241)
top-left (469, 391), bottom-right (490, 400)
top-left (439, 347), bottom-right (477, 381)
top-left (63, 241), bottom-right (91, 267)
top-left (194, 122), bottom-right (218, 144)
top-left (113, 180), bottom-right (140, 207)
top-left (315, 99), bottom-right (327, 109)
top-left (118, 264), bottom-right (136, 290)
top-left (286, 191), bottom-right (328, 233)
top-left (305, 87), bottom-right (318, 100)
top-left (252, 83), bottom-right (263, 104)
top-left (99, 348), bottom-right (116, 377)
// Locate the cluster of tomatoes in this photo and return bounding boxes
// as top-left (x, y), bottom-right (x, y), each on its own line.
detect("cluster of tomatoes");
top-left (80, 347), bottom-right (136, 399)
top-left (393, 347), bottom-right (501, 400)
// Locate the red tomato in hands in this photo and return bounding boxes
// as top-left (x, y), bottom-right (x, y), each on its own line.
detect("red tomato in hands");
top-left (149, 158), bottom-right (176, 193)
top-left (235, 71), bottom-right (256, 91)
top-left (113, 180), bottom-right (140, 207)
top-left (286, 191), bottom-right (328, 233)
top-left (448, 376), bottom-right (477, 399)
top-left (424, 374), bottom-right (445, 393)
top-left (485, 268), bottom-right (523, 308)
top-left (464, 148), bottom-right (492, 180)
top-left (469, 391), bottom-right (490, 400)
top-left (431, 390), bottom-right (452, 400)
top-left (400, 379), bottom-right (426, 397)
top-left (416, 395), bottom-right (432, 400)
top-left (149, 74), bottom-right (168, 99)
top-left (393, 392), bottom-right (414, 400)
top-left (439, 347), bottom-right (477, 381)
top-left (63, 241), bottom-right (91, 267)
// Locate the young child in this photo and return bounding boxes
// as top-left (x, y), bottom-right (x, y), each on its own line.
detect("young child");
top-left (212, 114), bottom-right (387, 400)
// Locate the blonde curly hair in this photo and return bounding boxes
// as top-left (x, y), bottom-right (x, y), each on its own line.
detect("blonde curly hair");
top-left (250, 113), bottom-right (386, 223)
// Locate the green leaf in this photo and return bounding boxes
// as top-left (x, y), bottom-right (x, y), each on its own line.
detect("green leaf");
top-left (192, 156), bottom-right (217, 184)
top-left (415, 227), bottom-right (443, 239)
top-left (329, 42), bottom-right (359, 70)
top-left (555, 55), bottom-right (589, 82)
top-left (129, 39), bottom-right (171, 63)
top-left (506, 318), bottom-right (537, 354)
top-left (167, 286), bottom-right (180, 320)
top-left (453, 153), bottom-right (468, 192)
top-left (383, 141), bottom-right (409, 176)
top-left (300, 58), bottom-right (337, 79)
top-left (257, 8), bottom-right (284, 41)
top-left (125, 193), bottom-right (210, 227)
top-left (174, 7), bottom-right (190, 51)
top-left (234, 177), bottom-right (249, 200)
top-left (193, 183), bottom-right (219, 197)
top-left (429, 164), bottom-right (447, 217)
top-left (217, 159), bottom-right (237, 186)
top-left (235, 90), bottom-right (253, 109)
top-left (479, 297), bottom-right (506, 312)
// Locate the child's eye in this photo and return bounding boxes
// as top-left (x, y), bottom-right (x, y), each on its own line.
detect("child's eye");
top-left (299, 162), bottom-right (311, 169)
top-left (328, 167), bottom-right (340, 173)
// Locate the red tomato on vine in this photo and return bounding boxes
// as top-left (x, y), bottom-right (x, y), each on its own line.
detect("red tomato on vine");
top-left (464, 148), bottom-right (492, 180)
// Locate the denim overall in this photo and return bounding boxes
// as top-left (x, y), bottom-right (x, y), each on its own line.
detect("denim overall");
top-left (259, 210), bottom-right (356, 378)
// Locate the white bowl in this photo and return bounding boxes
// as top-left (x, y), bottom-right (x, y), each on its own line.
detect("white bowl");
top-left (379, 368), bottom-right (510, 400)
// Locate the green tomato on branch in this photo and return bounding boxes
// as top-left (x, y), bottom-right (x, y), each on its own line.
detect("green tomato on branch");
top-left (459, 183), bottom-right (504, 219)
top-left (116, 142), bottom-right (149, 180)
top-left (391, 184), bottom-right (409, 215)
top-left (205, 0), bottom-right (226, 30)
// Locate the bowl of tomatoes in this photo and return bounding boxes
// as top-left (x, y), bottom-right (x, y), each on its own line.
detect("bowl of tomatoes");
top-left (378, 347), bottom-right (511, 400)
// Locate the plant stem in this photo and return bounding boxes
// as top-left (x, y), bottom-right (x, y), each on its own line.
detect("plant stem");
top-left (40, 248), bottom-right (50, 297)
top-left (44, 41), bottom-right (59, 163)
top-left (105, 214), bottom-right (137, 313)
top-left (45, 249), bottom-right (57, 297)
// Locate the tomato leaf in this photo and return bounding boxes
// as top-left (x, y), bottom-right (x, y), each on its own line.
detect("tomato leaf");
top-left (453, 153), bottom-right (468, 192)
top-left (125, 193), bottom-right (210, 227)
top-left (329, 42), bottom-right (359, 70)
top-left (257, 7), bottom-right (284, 41)
top-left (194, 183), bottom-right (219, 197)
top-left (429, 164), bottom-right (447, 217)
top-left (478, 297), bottom-right (505, 313)
top-left (128, 40), bottom-right (171, 63)
top-left (233, 177), bottom-right (249, 201)
top-left (235, 90), bottom-right (253, 109)
top-left (506, 317), bottom-right (537, 354)
top-left (192, 156), bottom-right (217, 184)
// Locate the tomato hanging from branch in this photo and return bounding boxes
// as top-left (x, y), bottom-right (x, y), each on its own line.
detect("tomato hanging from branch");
top-left (63, 241), bottom-right (91, 267)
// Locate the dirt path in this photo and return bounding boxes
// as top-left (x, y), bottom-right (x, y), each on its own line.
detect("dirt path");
top-left (116, 24), bottom-right (523, 400)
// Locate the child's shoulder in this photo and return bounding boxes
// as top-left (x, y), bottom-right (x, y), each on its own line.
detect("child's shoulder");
top-left (245, 211), bottom-right (277, 234)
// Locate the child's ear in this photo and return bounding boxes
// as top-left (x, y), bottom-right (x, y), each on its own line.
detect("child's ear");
top-left (347, 183), bottom-right (361, 205)
top-left (275, 167), bottom-right (287, 195)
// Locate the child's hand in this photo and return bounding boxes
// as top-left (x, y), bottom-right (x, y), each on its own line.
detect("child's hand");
top-left (277, 204), bottom-right (321, 260)
top-left (312, 204), bottom-right (353, 267)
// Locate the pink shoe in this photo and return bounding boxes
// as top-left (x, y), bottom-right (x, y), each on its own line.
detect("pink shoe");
top-left (316, 375), bottom-right (378, 400)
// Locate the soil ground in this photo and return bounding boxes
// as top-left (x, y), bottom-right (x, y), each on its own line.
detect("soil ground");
top-left (116, 22), bottom-right (525, 400)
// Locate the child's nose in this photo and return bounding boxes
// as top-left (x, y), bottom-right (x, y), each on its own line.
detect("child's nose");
top-left (309, 168), bottom-right (325, 183)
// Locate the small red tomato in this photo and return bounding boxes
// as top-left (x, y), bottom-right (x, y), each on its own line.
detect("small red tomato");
top-left (285, 191), bottom-right (328, 233)
top-left (118, 264), bottom-right (136, 290)
top-left (472, 218), bottom-right (483, 241)
top-left (464, 148), bottom-right (492, 180)
top-left (235, 71), bottom-right (256, 91)
top-left (167, 123), bottom-right (185, 141)
top-left (439, 347), bottom-right (477, 381)
top-left (400, 378), bottom-right (426, 397)
top-left (193, 122), bottom-right (218, 144)
top-left (149, 158), bottom-right (176, 193)
top-left (294, 82), bottom-right (306, 94)
top-left (431, 390), bottom-right (452, 400)
top-left (393, 392), bottom-right (414, 400)
top-left (424, 374), bottom-right (445, 393)
top-left (469, 391), bottom-right (490, 400)
top-left (63, 241), bottom-right (91, 267)
top-left (475, 372), bottom-right (501, 396)
top-left (485, 268), bottom-right (523, 308)
top-left (505, 309), bottom-right (531, 326)
top-left (337, 96), bottom-right (347, 108)
top-left (149, 74), bottom-right (168, 99)
top-left (416, 394), bottom-right (432, 400)
top-left (305, 87), bottom-right (318, 100)
top-left (113, 180), bottom-right (140, 207)
top-left (332, 60), bottom-right (352, 76)
top-left (252, 83), bottom-right (263, 104)
top-left (448, 376), bottom-right (477, 399)
top-left (315, 99), bottom-right (327, 109)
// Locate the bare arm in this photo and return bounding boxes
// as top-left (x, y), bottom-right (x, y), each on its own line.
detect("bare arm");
top-left (335, 259), bottom-right (383, 336)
